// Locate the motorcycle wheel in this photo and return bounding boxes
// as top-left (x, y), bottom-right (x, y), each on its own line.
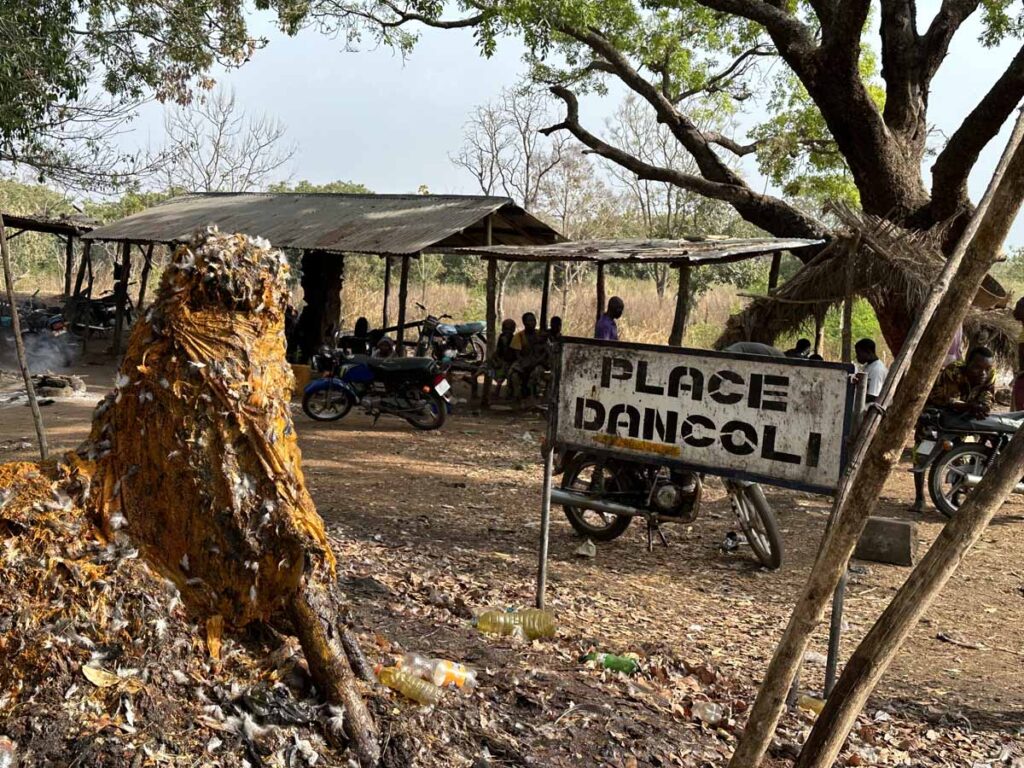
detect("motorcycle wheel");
top-left (561, 456), bottom-right (633, 541)
top-left (729, 482), bottom-right (782, 569)
top-left (468, 335), bottom-right (487, 364)
top-left (302, 384), bottom-right (353, 422)
top-left (405, 391), bottom-right (447, 430)
top-left (929, 442), bottom-right (992, 519)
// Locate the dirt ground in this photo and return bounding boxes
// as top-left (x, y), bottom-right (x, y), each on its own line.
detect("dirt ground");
top-left (2, 360), bottom-right (1023, 766)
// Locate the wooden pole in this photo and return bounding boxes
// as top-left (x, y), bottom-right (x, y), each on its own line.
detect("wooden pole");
top-left (767, 251), bottom-right (782, 292)
top-left (540, 261), bottom-right (553, 330)
top-left (0, 214), bottom-right (47, 460)
top-left (112, 242), bottom-right (133, 357)
top-left (137, 243), bottom-right (154, 313)
top-left (668, 263), bottom-right (691, 346)
top-left (63, 235), bottom-right (75, 298)
top-left (73, 241), bottom-right (91, 297)
top-left (595, 262), bottom-right (606, 326)
top-left (382, 256), bottom-right (391, 329)
top-left (797, 424), bottom-right (1024, 768)
top-left (813, 309), bottom-right (826, 355)
top-left (396, 255), bottom-right (410, 355)
top-left (337, 254), bottom-right (346, 331)
top-left (729, 108), bottom-right (1024, 768)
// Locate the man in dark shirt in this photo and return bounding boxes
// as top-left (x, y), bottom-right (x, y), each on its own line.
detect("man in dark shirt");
top-left (595, 297), bottom-right (624, 341)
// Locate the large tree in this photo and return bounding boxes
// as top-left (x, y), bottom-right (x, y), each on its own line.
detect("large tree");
top-left (274, 0), bottom-right (1024, 351)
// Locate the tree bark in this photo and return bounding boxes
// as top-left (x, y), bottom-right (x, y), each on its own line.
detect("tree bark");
top-left (0, 214), bottom-right (47, 460)
top-left (796, 424), bottom-right (1024, 768)
top-left (728, 108), bottom-right (1024, 768)
top-left (296, 250), bottom-right (344, 361)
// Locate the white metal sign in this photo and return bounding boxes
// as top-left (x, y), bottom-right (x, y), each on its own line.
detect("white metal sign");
top-left (553, 339), bottom-right (854, 493)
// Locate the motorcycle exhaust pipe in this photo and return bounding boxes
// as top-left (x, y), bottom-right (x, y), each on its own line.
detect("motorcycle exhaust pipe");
top-left (962, 474), bottom-right (1024, 493)
top-left (550, 487), bottom-right (687, 522)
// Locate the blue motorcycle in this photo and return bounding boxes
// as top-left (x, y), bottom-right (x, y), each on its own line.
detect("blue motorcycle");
top-left (413, 303), bottom-right (486, 366)
top-left (302, 347), bottom-right (451, 430)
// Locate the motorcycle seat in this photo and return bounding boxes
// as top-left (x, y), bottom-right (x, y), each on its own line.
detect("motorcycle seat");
top-left (437, 323), bottom-right (458, 335)
top-left (364, 356), bottom-right (438, 374)
top-left (973, 412), bottom-right (1024, 432)
top-left (455, 321), bottom-right (485, 335)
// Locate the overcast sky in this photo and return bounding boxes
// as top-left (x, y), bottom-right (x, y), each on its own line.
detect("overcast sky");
top-left (119, 6), bottom-right (1024, 244)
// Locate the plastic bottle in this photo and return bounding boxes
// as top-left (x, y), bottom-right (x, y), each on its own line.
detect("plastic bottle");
top-left (692, 701), bottom-right (725, 726)
top-left (401, 653), bottom-right (478, 689)
top-left (580, 652), bottom-right (639, 674)
top-left (0, 737), bottom-right (16, 768)
top-left (474, 608), bottom-right (557, 640)
top-left (797, 694), bottom-right (825, 715)
top-left (376, 665), bottom-right (442, 706)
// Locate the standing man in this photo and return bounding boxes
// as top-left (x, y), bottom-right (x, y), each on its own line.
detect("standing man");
top-left (595, 296), bottom-right (624, 341)
top-left (854, 338), bottom-right (888, 404)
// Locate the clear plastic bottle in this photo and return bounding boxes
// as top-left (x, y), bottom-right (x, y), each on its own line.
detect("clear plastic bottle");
top-left (692, 701), bottom-right (725, 726)
top-left (402, 653), bottom-right (478, 689)
top-left (376, 665), bottom-right (442, 705)
top-left (474, 608), bottom-right (557, 640)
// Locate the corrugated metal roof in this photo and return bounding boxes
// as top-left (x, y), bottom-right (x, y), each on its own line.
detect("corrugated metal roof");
top-left (452, 237), bottom-right (824, 265)
top-left (82, 192), bottom-right (562, 255)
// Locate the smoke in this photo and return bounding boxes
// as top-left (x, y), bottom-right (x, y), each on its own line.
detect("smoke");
top-left (0, 331), bottom-right (83, 373)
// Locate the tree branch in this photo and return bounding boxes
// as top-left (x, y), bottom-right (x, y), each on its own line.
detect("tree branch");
top-left (921, 0), bottom-right (981, 83)
top-left (690, 0), bottom-right (816, 59)
top-left (674, 44), bottom-right (774, 103)
top-left (543, 86), bottom-right (828, 239)
top-left (704, 132), bottom-right (760, 156)
top-left (927, 42), bottom-right (1024, 221)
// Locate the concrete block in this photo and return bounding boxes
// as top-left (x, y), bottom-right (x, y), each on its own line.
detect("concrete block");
top-left (853, 516), bottom-right (917, 567)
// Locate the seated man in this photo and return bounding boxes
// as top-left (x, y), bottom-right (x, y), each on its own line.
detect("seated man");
top-left (509, 312), bottom-right (543, 398)
top-left (927, 345), bottom-right (996, 418)
top-left (487, 319), bottom-right (519, 390)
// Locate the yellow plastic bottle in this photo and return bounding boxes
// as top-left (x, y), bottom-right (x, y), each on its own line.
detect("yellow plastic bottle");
top-left (401, 654), bottom-right (478, 689)
top-left (797, 694), bottom-right (825, 715)
top-left (376, 665), bottom-right (442, 705)
top-left (475, 608), bottom-right (557, 640)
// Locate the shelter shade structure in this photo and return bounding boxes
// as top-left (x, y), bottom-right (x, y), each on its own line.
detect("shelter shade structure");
top-left (83, 193), bottom-right (563, 360)
top-left (0, 211), bottom-right (96, 300)
top-left (454, 237), bottom-right (823, 348)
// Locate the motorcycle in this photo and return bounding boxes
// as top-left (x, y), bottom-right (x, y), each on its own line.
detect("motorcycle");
top-left (302, 346), bottom-right (451, 430)
top-left (413, 303), bottom-right (486, 366)
top-left (915, 407), bottom-right (1024, 517)
top-left (550, 451), bottom-right (782, 569)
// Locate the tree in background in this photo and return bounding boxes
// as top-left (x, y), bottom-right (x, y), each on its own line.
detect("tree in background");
top-left (154, 88), bottom-right (296, 193)
top-left (452, 86), bottom-right (569, 319)
top-left (275, 0), bottom-right (1024, 352)
top-left (0, 0), bottom-right (261, 191)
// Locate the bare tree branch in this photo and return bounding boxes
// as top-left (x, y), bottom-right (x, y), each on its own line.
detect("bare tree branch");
top-left (542, 85), bottom-right (828, 238)
top-left (927, 42), bottom-right (1024, 221)
top-left (921, 0), bottom-right (982, 82)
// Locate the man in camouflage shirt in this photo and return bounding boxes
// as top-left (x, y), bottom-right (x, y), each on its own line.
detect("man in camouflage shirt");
top-left (927, 346), bottom-right (996, 418)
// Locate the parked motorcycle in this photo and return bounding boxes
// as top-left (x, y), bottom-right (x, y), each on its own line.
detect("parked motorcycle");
top-left (302, 346), bottom-right (451, 430)
top-left (550, 452), bottom-right (782, 569)
top-left (413, 303), bottom-right (486, 366)
top-left (915, 407), bottom-right (1024, 517)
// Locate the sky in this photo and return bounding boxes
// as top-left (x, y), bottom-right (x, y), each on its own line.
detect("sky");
top-left (117, 4), bottom-right (1024, 244)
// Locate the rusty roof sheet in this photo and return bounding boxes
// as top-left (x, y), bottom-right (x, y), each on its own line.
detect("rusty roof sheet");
top-left (452, 236), bottom-right (824, 265)
top-left (82, 193), bottom-right (562, 255)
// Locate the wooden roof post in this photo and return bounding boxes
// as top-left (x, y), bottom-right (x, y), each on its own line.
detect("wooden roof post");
top-left (768, 250), bottom-right (782, 292)
top-left (112, 241), bottom-right (133, 356)
top-left (540, 261), bottom-right (552, 330)
top-left (137, 243), bottom-right (154, 313)
top-left (382, 256), bottom-right (391, 329)
top-left (595, 262), bottom-right (606, 326)
top-left (63, 235), bottom-right (75, 298)
top-left (668, 263), bottom-right (691, 346)
top-left (482, 215), bottom-right (496, 409)
top-left (396, 254), bottom-right (411, 355)
top-left (72, 240), bottom-right (90, 298)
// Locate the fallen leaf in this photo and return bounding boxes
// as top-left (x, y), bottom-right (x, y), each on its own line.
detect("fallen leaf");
top-left (82, 664), bottom-right (120, 688)
top-left (207, 614), bottom-right (224, 660)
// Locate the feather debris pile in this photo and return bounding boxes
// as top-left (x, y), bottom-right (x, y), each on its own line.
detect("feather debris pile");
top-left (1, 228), bottom-right (377, 766)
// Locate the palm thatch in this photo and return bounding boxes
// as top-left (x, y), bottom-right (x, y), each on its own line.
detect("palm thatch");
top-left (715, 202), bottom-right (1017, 362)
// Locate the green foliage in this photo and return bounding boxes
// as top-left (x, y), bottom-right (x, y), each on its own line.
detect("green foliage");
top-left (83, 189), bottom-right (183, 224)
top-left (267, 179), bottom-right (372, 194)
top-left (0, 179), bottom-right (76, 284)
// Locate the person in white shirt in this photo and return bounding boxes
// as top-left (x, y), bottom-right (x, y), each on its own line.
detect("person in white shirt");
top-left (855, 338), bottom-right (888, 403)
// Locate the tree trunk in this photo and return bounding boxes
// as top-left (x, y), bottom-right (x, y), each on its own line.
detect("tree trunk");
top-left (296, 250), bottom-right (344, 361)
top-left (668, 264), bottom-right (691, 346)
top-left (796, 424), bottom-right (1024, 768)
top-left (729, 110), bottom-right (1024, 768)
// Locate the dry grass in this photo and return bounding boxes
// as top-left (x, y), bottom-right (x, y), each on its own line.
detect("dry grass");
top-left (338, 276), bottom-right (742, 347)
